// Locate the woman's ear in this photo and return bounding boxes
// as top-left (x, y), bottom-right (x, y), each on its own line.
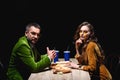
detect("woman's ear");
top-left (90, 32), bottom-right (94, 37)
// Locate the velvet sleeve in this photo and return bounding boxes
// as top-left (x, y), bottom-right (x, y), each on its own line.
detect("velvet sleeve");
top-left (82, 42), bottom-right (97, 72)
top-left (17, 44), bottom-right (51, 72)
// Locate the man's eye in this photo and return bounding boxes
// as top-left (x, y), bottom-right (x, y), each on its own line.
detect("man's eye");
top-left (31, 32), bottom-right (40, 37)
top-left (31, 32), bottom-right (36, 35)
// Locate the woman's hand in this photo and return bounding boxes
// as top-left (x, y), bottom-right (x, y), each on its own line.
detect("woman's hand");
top-left (68, 62), bottom-right (84, 70)
top-left (69, 62), bottom-right (79, 69)
top-left (75, 38), bottom-right (83, 49)
top-left (75, 38), bottom-right (83, 55)
top-left (75, 53), bottom-right (80, 59)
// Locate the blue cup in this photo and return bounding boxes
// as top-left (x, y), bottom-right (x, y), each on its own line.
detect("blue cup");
top-left (54, 50), bottom-right (59, 63)
top-left (64, 51), bottom-right (70, 61)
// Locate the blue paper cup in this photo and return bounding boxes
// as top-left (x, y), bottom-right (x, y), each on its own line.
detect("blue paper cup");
top-left (54, 50), bottom-right (59, 63)
top-left (64, 51), bottom-right (70, 61)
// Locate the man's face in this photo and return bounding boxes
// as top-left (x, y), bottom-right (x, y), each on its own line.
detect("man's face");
top-left (25, 26), bottom-right (40, 44)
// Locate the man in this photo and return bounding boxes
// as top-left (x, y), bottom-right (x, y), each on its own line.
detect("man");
top-left (7, 22), bottom-right (56, 80)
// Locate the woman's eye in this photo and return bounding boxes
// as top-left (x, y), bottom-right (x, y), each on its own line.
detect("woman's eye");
top-left (80, 30), bottom-right (88, 33)
top-left (84, 31), bottom-right (88, 33)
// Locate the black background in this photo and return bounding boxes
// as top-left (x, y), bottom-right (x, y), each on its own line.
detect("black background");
top-left (1, 1), bottom-right (120, 74)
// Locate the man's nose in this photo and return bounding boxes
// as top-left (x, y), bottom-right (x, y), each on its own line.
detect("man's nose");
top-left (34, 34), bottom-right (39, 38)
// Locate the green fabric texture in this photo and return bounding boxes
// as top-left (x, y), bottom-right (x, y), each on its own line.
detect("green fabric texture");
top-left (7, 36), bottom-right (51, 80)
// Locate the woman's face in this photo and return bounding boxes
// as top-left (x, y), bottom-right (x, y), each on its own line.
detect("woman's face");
top-left (79, 25), bottom-right (91, 41)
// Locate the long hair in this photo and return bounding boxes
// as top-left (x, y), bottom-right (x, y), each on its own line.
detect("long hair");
top-left (74, 21), bottom-right (105, 60)
top-left (74, 21), bottom-right (97, 42)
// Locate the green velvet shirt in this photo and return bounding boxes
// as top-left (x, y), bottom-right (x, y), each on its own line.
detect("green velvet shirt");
top-left (7, 36), bottom-right (51, 80)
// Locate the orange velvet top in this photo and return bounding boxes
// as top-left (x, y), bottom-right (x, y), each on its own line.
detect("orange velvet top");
top-left (75, 41), bottom-right (112, 80)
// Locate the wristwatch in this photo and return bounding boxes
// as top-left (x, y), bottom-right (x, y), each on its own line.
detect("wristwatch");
top-left (78, 65), bottom-right (82, 69)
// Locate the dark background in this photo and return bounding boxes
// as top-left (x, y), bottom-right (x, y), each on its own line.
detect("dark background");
top-left (0, 1), bottom-right (120, 79)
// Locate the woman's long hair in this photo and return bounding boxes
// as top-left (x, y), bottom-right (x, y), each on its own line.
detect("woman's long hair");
top-left (74, 21), bottom-right (105, 61)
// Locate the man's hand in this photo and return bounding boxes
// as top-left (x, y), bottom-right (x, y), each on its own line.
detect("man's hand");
top-left (46, 47), bottom-right (56, 60)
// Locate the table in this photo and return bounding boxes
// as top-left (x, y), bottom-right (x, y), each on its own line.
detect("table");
top-left (28, 58), bottom-right (91, 80)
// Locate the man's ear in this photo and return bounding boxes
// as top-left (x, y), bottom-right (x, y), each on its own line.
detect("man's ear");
top-left (46, 47), bottom-right (49, 53)
top-left (25, 31), bottom-right (28, 36)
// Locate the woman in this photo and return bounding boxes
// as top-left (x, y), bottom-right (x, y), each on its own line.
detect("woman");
top-left (70, 21), bottom-right (112, 80)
